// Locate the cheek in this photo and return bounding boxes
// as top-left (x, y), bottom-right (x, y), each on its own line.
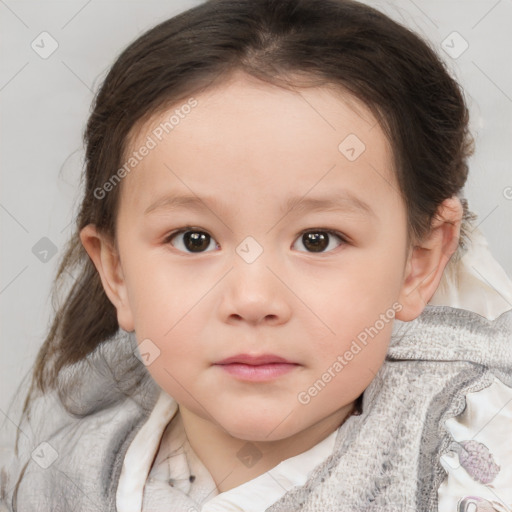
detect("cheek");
top-left (300, 245), bottom-right (405, 336)
top-left (133, 307), bottom-right (211, 405)
top-left (295, 247), bottom-right (404, 386)
top-left (299, 318), bottom-right (394, 413)
top-left (122, 247), bottom-right (215, 334)
top-left (121, 251), bottom-right (216, 381)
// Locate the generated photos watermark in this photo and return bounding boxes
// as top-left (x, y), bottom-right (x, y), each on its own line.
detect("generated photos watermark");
top-left (93, 97), bottom-right (198, 200)
top-left (297, 302), bottom-right (403, 405)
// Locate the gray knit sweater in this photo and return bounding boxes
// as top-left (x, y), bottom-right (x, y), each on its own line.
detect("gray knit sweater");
top-left (2, 304), bottom-right (512, 511)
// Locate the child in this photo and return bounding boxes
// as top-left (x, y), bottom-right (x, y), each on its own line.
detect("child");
top-left (2, 0), bottom-right (512, 510)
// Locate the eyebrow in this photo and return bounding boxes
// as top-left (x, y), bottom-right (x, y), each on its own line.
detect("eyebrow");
top-left (144, 191), bottom-right (375, 218)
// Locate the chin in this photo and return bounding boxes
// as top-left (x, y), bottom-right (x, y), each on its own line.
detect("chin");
top-left (219, 411), bottom-right (303, 443)
top-left (226, 426), bottom-right (294, 443)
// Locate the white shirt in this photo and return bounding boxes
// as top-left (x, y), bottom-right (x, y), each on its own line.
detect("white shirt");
top-left (116, 390), bottom-right (339, 512)
top-left (117, 226), bottom-right (512, 512)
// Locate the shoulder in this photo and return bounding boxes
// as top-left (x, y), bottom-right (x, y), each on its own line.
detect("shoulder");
top-left (437, 376), bottom-right (512, 512)
top-left (362, 306), bottom-right (512, 509)
top-left (1, 330), bottom-right (160, 511)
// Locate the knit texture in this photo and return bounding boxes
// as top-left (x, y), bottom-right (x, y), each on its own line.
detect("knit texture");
top-left (1, 305), bottom-right (511, 511)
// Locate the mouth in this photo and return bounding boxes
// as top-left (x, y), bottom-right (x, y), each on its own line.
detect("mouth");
top-left (213, 353), bottom-right (300, 382)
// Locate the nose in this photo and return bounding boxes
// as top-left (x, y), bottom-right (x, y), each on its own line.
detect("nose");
top-left (217, 253), bottom-right (292, 326)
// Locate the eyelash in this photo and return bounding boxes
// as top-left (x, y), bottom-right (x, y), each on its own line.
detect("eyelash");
top-left (163, 226), bottom-right (349, 254)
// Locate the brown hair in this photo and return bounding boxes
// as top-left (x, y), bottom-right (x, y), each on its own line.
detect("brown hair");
top-left (16, 0), bottom-right (475, 438)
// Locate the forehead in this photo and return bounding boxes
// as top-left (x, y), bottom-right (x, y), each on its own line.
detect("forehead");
top-left (120, 72), bottom-right (398, 214)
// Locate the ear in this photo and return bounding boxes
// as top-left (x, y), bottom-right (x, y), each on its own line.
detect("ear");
top-left (79, 224), bottom-right (135, 332)
top-left (396, 197), bottom-right (463, 322)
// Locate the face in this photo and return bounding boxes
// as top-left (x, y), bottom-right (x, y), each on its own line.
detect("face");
top-left (111, 72), bottom-right (409, 441)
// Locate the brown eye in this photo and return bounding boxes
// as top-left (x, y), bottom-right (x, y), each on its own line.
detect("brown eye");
top-left (167, 229), bottom-right (218, 253)
top-left (293, 230), bottom-right (345, 253)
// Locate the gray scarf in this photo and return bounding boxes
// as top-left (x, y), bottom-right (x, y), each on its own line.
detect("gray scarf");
top-left (2, 305), bottom-right (512, 511)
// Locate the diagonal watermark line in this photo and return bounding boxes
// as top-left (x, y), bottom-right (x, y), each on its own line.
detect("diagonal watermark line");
top-left (367, 162), bottom-right (399, 194)
top-left (163, 162), bottom-right (233, 233)
top-left (0, 203), bottom-right (29, 233)
top-left (265, 265), bottom-right (336, 334)
top-left (479, 491), bottom-right (510, 512)
top-left (386, 3), bottom-right (429, 37)
top-left (472, 61), bottom-right (512, 104)
top-left (405, 0), bottom-right (439, 29)
top-left (267, 470), bottom-right (291, 493)
top-left (60, 218), bottom-right (74, 234)
top-left (471, 0), bottom-right (502, 30)
top-left (470, 204), bottom-right (499, 232)
top-left (0, 0), bottom-right (29, 28)
top-left (61, 0), bottom-right (93, 29)
top-left (296, 91), bottom-right (337, 131)
top-left (0, 62), bottom-right (29, 92)
top-left (61, 60), bottom-right (93, 93)
top-left (470, 395), bottom-right (512, 443)
top-left (264, 407), bottom-right (295, 439)
top-left (368, 119), bottom-right (380, 132)
top-left (202, 467), bottom-right (237, 502)
top-left (471, 266), bottom-right (512, 308)
top-left (0, 408), bottom-right (29, 441)
top-left (367, 366), bottom-right (430, 433)
top-left (162, 368), bottom-right (216, 422)
top-left (164, 267), bottom-right (234, 337)
top-left (0, 265), bottom-right (28, 295)
top-left (55, 466), bottom-right (104, 511)
top-left (265, 164), bottom-right (337, 234)
top-left (403, 264), bottom-right (437, 309)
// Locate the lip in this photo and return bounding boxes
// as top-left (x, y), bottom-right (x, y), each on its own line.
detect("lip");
top-left (214, 353), bottom-right (295, 365)
top-left (213, 353), bottom-right (299, 382)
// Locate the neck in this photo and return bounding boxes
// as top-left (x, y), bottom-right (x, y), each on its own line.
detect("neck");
top-left (178, 402), bottom-right (355, 493)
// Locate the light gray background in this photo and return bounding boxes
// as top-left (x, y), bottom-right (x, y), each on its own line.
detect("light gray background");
top-left (1, 0), bottom-right (511, 445)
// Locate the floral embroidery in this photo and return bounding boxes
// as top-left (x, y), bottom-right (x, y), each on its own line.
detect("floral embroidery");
top-left (457, 496), bottom-right (510, 512)
top-left (449, 440), bottom-right (500, 484)
top-left (437, 377), bottom-right (512, 512)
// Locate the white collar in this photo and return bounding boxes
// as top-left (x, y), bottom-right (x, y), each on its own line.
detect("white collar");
top-left (117, 390), bottom-right (338, 512)
top-left (429, 226), bottom-right (512, 320)
top-left (118, 225), bottom-right (512, 512)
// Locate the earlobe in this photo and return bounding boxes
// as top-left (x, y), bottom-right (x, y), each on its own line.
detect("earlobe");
top-left (396, 197), bottom-right (463, 322)
top-left (79, 224), bottom-right (135, 332)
